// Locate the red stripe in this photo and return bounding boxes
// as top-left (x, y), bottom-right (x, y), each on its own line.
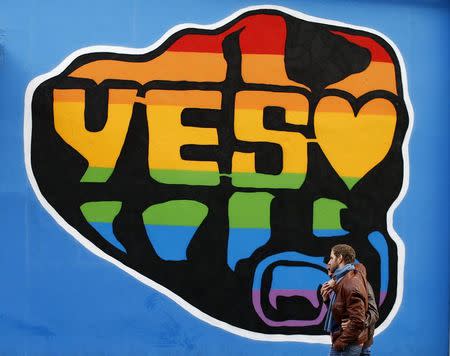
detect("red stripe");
top-left (330, 31), bottom-right (393, 63)
top-left (168, 14), bottom-right (286, 55)
top-left (167, 14), bottom-right (393, 64)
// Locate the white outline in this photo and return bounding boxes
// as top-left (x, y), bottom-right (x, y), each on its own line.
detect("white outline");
top-left (24, 5), bottom-right (412, 344)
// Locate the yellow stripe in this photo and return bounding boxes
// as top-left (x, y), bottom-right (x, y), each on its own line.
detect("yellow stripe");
top-left (234, 108), bottom-right (308, 174)
top-left (147, 90), bottom-right (221, 172)
top-left (54, 89), bottom-right (137, 168)
top-left (147, 105), bottom-right (219, 171)
top-left (53, 88), bottom-right (396, 180)
top-left (315, 97), bottom-right (396, 178)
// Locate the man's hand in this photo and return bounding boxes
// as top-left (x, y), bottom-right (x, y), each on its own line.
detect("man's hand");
top-left (320, 279), bottom-right (336, 301)
top-left (341, 318), bottom-right (350, 330)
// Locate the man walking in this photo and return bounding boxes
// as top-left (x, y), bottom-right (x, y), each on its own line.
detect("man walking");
top-left (321, 244), bottom-right (369, 356)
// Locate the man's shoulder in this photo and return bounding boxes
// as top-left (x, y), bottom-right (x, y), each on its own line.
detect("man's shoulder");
top-left (340, 270), bottom-right (366, 293)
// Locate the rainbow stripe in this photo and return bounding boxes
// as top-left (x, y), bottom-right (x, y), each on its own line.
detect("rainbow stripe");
top-left (227, 192), bottom-right (273, 270)
top-left (146, 90), bottom-right (221, 186)
top-left (54, 89), bottom-right (137, 183)
top-left (55, 14), bottom-right (398, 188)
top-left (315, 96), bottom-right (397, 188)
top-left (80, 201), bottom-right (125, 252)
top-left (142, 200), bottom-right (208, 261)
top-left (313, 198), bottom-right (348, 237)
top-left (368, 231), bottom-right (389, 305)
top-left (68, 14), bottom-right (397, 94)
top-left (252, 252), bottom-right (328, 327)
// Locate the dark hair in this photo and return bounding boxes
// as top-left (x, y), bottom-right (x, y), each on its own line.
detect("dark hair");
top-left (332, 244), bottom-right (356, 264)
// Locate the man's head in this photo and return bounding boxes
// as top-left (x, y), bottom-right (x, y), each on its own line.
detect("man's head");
top-left (328, 244), bottom-right (356, 274)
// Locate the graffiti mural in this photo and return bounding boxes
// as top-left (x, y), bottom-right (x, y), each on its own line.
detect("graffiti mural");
top-left (25, 6), bottom-right (410, 342)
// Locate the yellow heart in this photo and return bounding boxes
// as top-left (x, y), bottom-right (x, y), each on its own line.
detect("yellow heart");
top-left (315, 96), bottom-right (397, 189)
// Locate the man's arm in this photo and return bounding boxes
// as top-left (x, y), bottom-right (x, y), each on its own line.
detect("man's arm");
top-left (333, 288), bottom-right (367, 351)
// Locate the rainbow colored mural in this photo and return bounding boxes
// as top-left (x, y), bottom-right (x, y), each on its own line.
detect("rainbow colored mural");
top-left (26, 7), bottom-right (409, 342)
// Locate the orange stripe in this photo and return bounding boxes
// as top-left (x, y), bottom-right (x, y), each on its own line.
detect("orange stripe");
top-left (326, 61), bottom-right (397, 96)
top-left (54, 89), bottom-right (395, 116)
top-left (235, 90), bottom-right (308, 111)
top-left (67, 51), bottom-right (396, 99)
top-left (315, 96), bottom-right (397, 116)
top-left (53, 88), bottom-right (222, 107)
top-left (53, 89), bottom-right (307, 110)
top-left (241, 55), bottom-right (397, 96)
top-left (241, 54), bottom-right (309, 88)
top-left (53, 89), bottom-right (85, 102)
top-left (145, 89), bottom-right (221, 108)
top-left (69, 52), bottom-right (227, 84)
top-left (54, 89), bottom-right (138, 104)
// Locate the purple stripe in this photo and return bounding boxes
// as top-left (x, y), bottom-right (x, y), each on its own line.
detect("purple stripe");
top-left (269, 289), bottom-right (320, 309)
top-left (252, 290), bottom-right (327, 327)
top-left (380, 291), bottom-right (387, 305)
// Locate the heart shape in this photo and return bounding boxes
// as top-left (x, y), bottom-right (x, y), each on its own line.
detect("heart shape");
top-left (315, 96), bottom-right (397, 188)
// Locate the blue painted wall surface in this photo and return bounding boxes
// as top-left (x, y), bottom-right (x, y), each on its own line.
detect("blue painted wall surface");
top-left (0, 0), bottom-right (448, 354)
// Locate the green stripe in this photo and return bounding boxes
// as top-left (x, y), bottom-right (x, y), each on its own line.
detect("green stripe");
top-left (81, 167), bottom-right (114, 183)
top-left (142, 200), bottom-right (208, 226)
top-left (231, 172), bottom-right (305, 189)
top-left (153, 170), bottom-right (307, 188)
top-left (229, 192), bottom-right (274, 228)
top-left (342, 177), bottom-right (360, 189)
top-left (80, 201), bottom-right (122, 222)
top-left (81, 167), bottom-right (361, 189)
top-left (313, 198), bottom-right (347, 230)
top-left (151, 169), bottom-right (220, 186)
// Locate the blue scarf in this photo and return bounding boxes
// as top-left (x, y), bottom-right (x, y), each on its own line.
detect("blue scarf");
top-left (323, 263), bottom-right (355, 333)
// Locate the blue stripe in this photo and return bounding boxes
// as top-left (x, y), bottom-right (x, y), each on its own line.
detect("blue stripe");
top-left (313, 229), bottom-right (349, 237)
top-left (144, 225), bottom-right (198, 261)
top-left (227, 228), bottom-right (271, 271)
top-left (91, 222), bottom-right (126, 253)
top-left (253, 252), bottom-right (327, 290)
top-left (271, 266), bottom-right (326, 290)
top-left (368, 231), bottom-right (389, 295)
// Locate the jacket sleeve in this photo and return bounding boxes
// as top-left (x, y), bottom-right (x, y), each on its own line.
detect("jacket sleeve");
top-left (333, 287), bottom-right (367, 350)
top-left (366, 282), bottom-right (379, 327)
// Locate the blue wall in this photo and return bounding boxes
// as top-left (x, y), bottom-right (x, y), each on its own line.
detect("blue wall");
top-left (0, 0), bottom-right (448, 354)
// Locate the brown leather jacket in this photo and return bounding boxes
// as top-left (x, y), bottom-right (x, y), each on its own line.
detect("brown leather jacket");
top-left (331, 267), bottom-right (369, 350)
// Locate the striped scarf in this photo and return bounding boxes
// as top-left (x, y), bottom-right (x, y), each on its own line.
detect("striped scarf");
top-left (323, 263), bottom-right (355, 333)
